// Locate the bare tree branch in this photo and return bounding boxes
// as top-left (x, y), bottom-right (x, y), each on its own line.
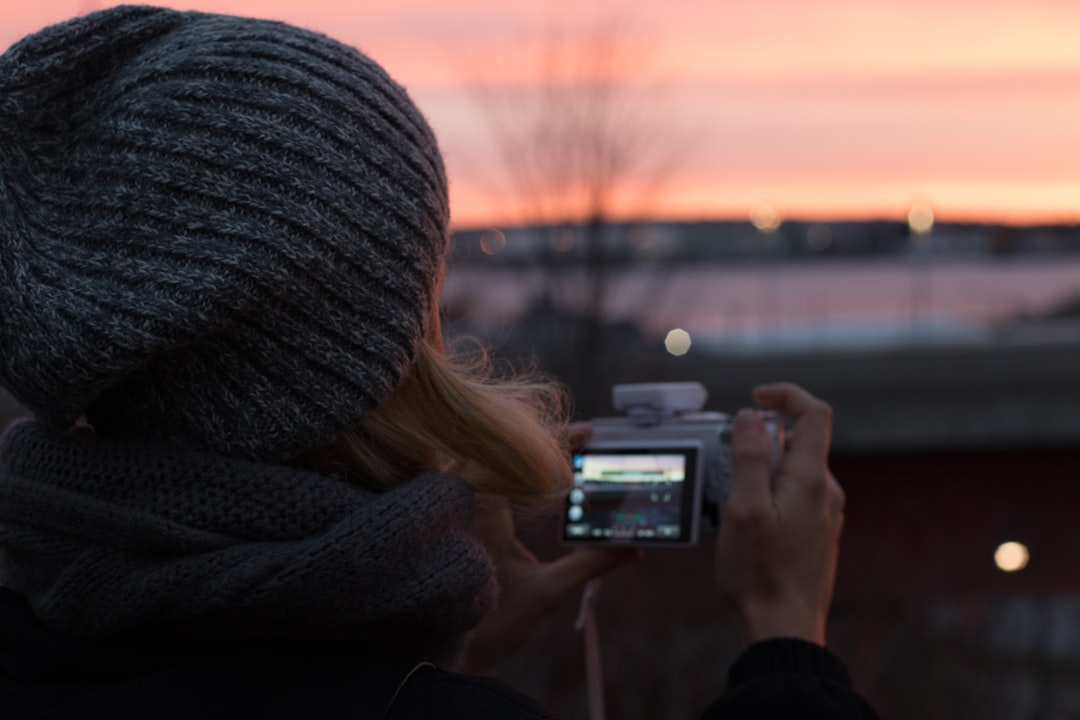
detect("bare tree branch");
top-left (460, 19), bottom-right (689, 414)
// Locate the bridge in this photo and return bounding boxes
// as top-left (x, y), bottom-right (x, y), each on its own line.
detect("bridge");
top-left (4, 322), bottom-right (1077, 451)
top-left (695, 321), bottom-right (1080, 453)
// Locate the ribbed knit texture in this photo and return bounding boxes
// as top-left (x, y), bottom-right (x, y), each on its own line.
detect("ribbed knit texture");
top-left (0, 6), bottom-right (449, 460)
top-left (0, 420), bottom-right (496, 655)
top-left (727, 638), bottom-right (852, 689)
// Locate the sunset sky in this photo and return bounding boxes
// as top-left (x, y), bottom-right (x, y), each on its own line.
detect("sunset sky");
top-left (4, 0), bottom-right (1080, 227)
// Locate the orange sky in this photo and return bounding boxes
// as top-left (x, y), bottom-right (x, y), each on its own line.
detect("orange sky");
top-left (4, 0), bottom-right (1080, 227)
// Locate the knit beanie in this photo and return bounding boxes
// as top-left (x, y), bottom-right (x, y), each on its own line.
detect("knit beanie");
top-left (0, 6), bottom-right (450, 460)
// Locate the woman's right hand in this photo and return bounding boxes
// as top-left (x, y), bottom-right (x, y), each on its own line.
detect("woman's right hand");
top-left (713, 383), bottom-right (845, 646)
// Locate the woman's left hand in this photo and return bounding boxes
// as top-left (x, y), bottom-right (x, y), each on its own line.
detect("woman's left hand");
top-left (460, 422), bottom-right (639, 674)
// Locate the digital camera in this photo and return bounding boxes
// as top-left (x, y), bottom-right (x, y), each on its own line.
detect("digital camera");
top-left (563, 383), bottom-right (784, 547)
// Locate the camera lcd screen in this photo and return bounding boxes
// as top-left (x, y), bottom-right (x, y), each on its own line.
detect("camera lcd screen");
top-left (563, 446), bottom-right (698, 544)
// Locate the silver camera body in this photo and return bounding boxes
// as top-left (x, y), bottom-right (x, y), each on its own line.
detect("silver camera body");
top-left (563, 383), bottom-right (784, 547)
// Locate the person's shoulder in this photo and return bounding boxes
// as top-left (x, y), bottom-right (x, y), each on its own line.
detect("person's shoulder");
top-left (388, 666), bottom-right (555, 720)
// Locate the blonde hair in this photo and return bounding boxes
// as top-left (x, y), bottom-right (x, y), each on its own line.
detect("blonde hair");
top-left (305, 339), bottom-right (573, 505)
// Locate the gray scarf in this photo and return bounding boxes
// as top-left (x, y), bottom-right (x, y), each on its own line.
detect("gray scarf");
top-left (0, 421), bottom-right (496, 659)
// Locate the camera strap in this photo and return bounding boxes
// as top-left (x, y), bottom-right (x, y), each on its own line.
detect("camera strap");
top-left (574, 578), bottom-right (605, 720)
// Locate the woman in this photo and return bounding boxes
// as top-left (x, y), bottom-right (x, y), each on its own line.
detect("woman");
top-left (0, 6), bottom-right (876, 718)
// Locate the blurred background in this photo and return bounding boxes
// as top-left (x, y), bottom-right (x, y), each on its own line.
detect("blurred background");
top-left (4, 1), bottom-right (1080, 717)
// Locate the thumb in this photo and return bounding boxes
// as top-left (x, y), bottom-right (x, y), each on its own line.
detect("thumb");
top-left (725, 409), bottom-right (775, 517)
top-left (534, 548), bottom-right (641, 602)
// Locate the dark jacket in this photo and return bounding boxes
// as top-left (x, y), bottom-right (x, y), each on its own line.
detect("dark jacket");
top-left (0, 588), bottom-right (877, 720)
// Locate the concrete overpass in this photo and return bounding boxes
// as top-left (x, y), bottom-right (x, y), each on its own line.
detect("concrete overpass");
top-left (693, 321), bottom-right (1080, 453)
top-left (2, 322), bottom-right (1078, 452)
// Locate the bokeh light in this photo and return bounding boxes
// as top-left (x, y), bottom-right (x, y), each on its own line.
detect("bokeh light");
top-left (994, 541), bottom-right (1029, 572)
top-left (664, 328), bottom-right (692, 356)
top-left (750, 203), bottom-right (782, 233)
top-left (907, 203), bottom-right (935, 236)
top-left (480, 228), bottom-right (507, 255)
top-left (551, 227), bottom-right (576, 253)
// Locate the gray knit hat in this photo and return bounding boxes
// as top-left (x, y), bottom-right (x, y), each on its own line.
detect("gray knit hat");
top-left (0, 6), bottom-right (450, 460)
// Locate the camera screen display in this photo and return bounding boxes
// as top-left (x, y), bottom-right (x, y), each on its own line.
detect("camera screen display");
top-left (563, 447), bottom-right (698, 544)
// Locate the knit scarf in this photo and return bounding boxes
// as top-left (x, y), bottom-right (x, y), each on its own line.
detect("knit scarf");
top-left (0, 421), bottom-right (496, 659)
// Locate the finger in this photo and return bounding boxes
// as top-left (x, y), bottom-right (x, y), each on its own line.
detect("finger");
top-left (535, 547), bottom-right (640, 600)
top-left (827, 471), bottom-right (846, 520)
top-left (65, 418), bottom-right (97, 439)
top-left (752, 383), bottom-right (832, 460)
top-left (564, 422), bottom-right (592, 452)
top-left (828, 472), bottom-right (847, 540)
top-left (725, 408), bottom-right (774, 517)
